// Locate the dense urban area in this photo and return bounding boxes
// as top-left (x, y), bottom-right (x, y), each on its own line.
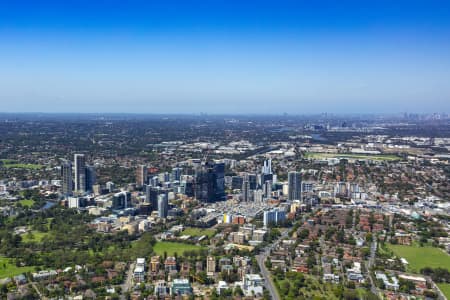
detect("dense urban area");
top-left (0, 113), bottom-right (449, 300)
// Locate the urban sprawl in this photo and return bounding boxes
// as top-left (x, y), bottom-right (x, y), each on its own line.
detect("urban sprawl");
top-left (0, 113), bottom-right (449, 300)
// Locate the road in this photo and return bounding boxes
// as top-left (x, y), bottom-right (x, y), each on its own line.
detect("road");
top-left (256, 252), bottom-right (279, 300)
top-left (256, 229), bottom-right (289, 300)
top-left (121, 262), bottom-right (135, 296)
top-left (367, 239), bottom-right (379, 296)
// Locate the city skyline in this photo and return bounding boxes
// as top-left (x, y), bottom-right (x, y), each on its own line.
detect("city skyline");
top-left (1, 1), bottom-right (450, 114)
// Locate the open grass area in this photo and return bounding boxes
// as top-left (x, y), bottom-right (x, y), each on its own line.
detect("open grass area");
top-left (18, 199), bottom-right (35, 207)
top-left (0, 256), bottom-right (35, 279)
top-left (387, 244), bottom-right (450, 273)
top-left (304, 152), bottom-right (401, 161)
top-left (153, 241), bottom-right (204, 256)
top-left (0, 159), bottom-right (43, 169)
top-left (181, 227), bottom-right (216, 238)
top-left (437, 283), bottom-right (450, 299)
top-left (21, 230), bottom-right (50, 243)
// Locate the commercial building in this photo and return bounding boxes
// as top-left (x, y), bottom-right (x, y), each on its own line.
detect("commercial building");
top-left (112, 191), bottom-right (131, 210)
top-left (195, 161), bottom-right (226, 203)
top-left (136, 165), bottom-right (148, 186)
top-left (158, 193), bottom-right (168, 218)
top-left (288, 171), bottom-right (302, 201)
top-left (74, 154), bottom-right (86, 193)
top-left (61, 160), bottom-right (73, 197)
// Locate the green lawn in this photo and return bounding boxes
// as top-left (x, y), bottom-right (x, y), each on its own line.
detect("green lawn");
top-left (0, 256), bottom-right (35, 279)
top-left (304, 152), bottom-right (401, 161)
top-left (181, 227), bottom-right (216, 238)
top-left (437, 283), bottom-right (450, 299)
top-left (21, 230), bottom-right (50, 243)
top-left (153, 241), bottom-right (204, 256)
top-left (387, 244), bottom-right (450, 273)
top-left (0, 159), bottom-right (43, 169)
top-left (18, 199), bottom-right (35, 207)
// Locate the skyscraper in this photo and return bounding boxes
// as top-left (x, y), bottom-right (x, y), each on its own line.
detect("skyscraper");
top-left (263, 180), bottom-right (272, 199)
top-left (74, 154), bottom-right (86, 193)
top-left (288, 171), bottom-right (302, 201)
top-left (85, 165), bottom-right (96, 192)
top-left (112, 191), bottom-right (131, 210)
top-left (194, 161), bottom-right (226, 203)
top-left (146, 185), bottom-right (161, 210)
top-left (171, 167), bottom-right (183, 182)
top-left (242, 178), bottom-right (250, 202)
top-left (262, 159), bottom-right (272, 174)
top-left (136, 165), bottom-right (148, 186)
top-left (61, 160), bottom-right (73, 197)
top-left (158, 193), bottom-right (168, 218)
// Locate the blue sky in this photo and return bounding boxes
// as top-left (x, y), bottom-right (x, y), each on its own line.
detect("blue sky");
top-left (1, 0), bottom-right (450, 114)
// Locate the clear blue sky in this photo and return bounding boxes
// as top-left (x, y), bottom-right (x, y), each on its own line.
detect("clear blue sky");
top-left (1, 0), bottom-right (449, 114)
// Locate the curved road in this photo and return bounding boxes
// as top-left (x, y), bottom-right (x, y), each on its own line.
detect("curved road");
top-left (257, 251), bottom-right (280, 300)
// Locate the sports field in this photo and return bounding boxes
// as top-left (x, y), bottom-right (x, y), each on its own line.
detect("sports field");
top-left (387, 244), bottom-right (450, 273)
top-left (153, 241), bottom-right (204, 256)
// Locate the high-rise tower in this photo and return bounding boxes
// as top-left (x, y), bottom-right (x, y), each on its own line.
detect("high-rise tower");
top-left (74, 154), bottom-right (86, 193)
top-left (288, 171), bottom-right (302, 201)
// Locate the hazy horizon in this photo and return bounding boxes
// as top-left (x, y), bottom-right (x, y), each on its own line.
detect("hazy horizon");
top-left (1, 1), bottom-right (450, 114)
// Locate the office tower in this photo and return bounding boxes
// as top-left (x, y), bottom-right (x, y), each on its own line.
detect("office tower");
top-left (180, 175), bottom-right (195, 197)
top-left (171, 167), bottom-right (183, 182)
top-left (242, 179), bottom-right (250, 202)
top-left (231, 176), bottom-right (243, 190)
top-left (248, 174), bottom-right (257, 190)
top-left (262, 159), bottom-right (272, 175)
top-left (74, 154), bottom-right (86, 193)
top-left (85, 165), bottom-right (96, 192)
top-left (61, 160), bottom-right (73, 196)
top-left (194, 161), bottom-right (226, 203)
top-left (158, 193), bottom-right (168, 218)
top-left (254, 189), bottom-right (264, 202)
top-left (136, 165), bottom-right (148, 186)
top-left (263, 180), bottom-right (272, 199)
top-left (159, 172), bottom-right (170, 183)
top-left (149, 176), bottom-right (159, 187)
top-left (112, 191), bottom-right (131, 210)
top-left (288, 171), bottom-right (302, 201)
top-left (145, 185), bottom-right (160, 209)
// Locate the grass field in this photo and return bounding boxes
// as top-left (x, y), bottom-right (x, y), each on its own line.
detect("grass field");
top-left (0, 159), bottom-right (43, 169)
top-left (437, 283), bottom-right (450, 299)
top-left (181, 227), bottom-right (216, 238)
top-left (19, 199), bottom-right (35, 207)
top-left (21, 231), bottom-right (50, 243)
top-left (304, 152), bottom-right (401, 161)
top-left (153, 241), bottom-right (204, 256)
top-left (0, 256), bottom-right (35, 279)
top-left (387, 244), bottom-right (450, 273)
